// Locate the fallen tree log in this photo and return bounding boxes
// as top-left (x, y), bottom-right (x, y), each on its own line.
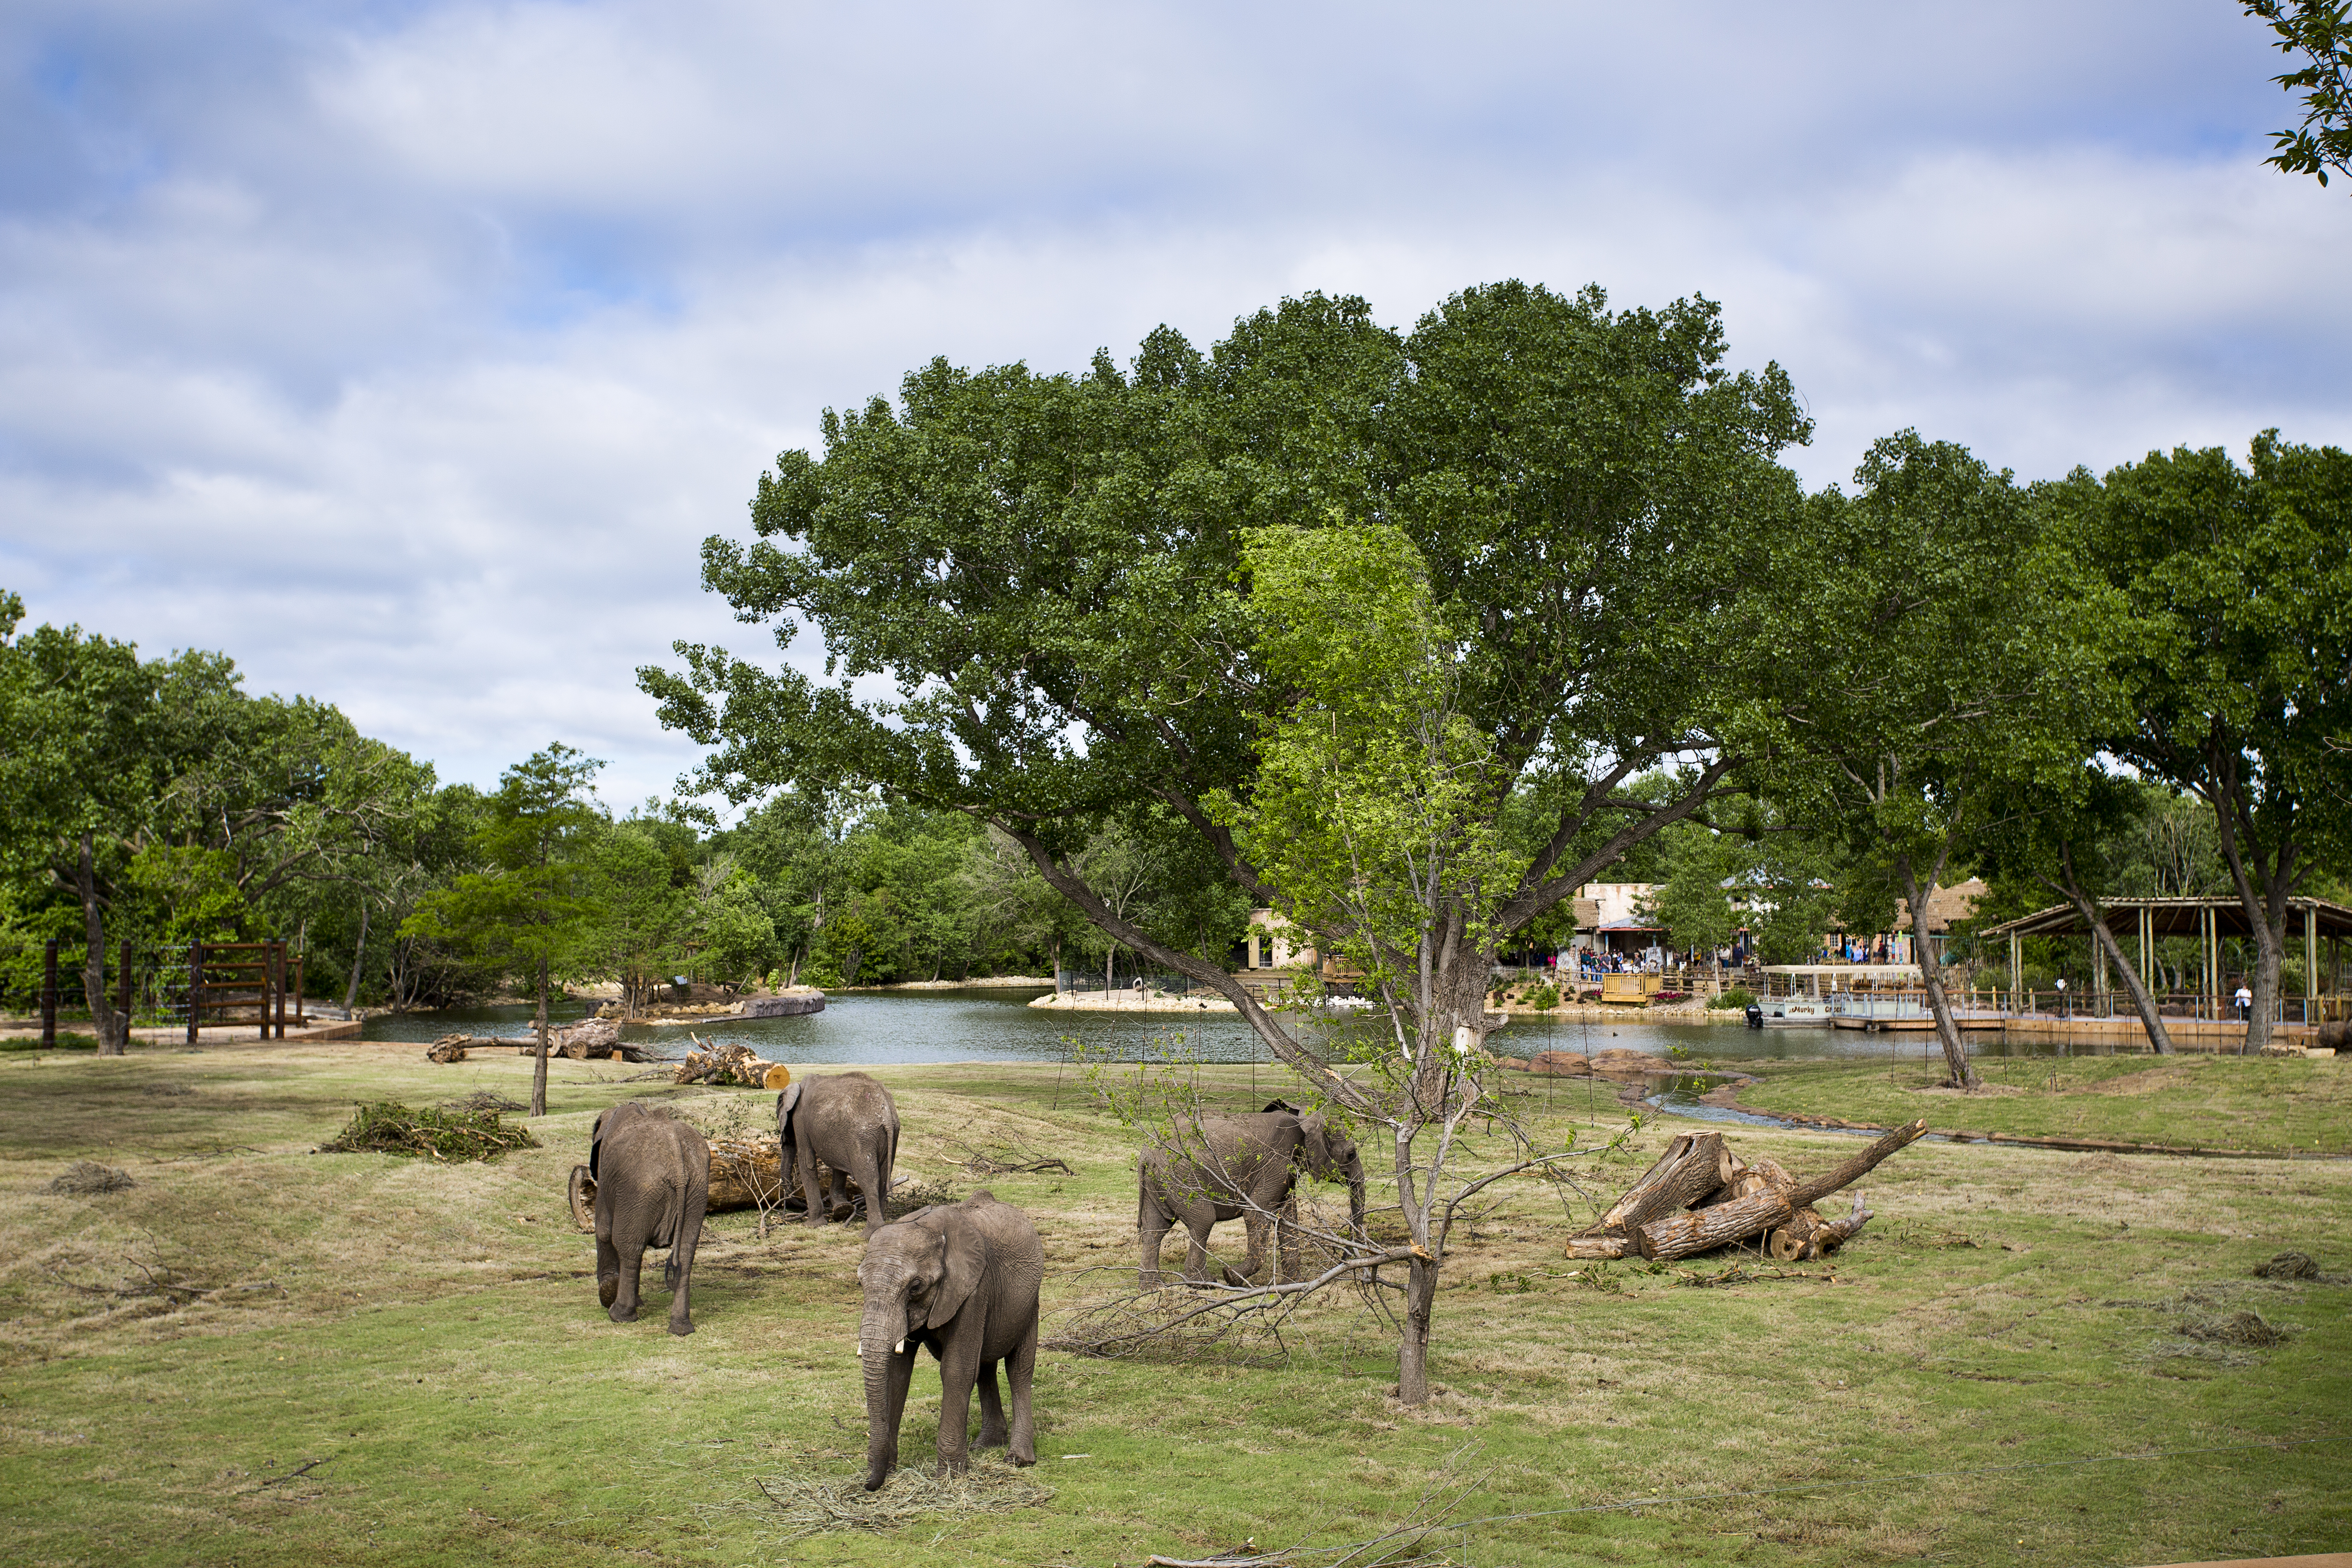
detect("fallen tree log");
top-left (567, 1135), bottom-right (868, 1227)
top-left (1576, 1119), bottom-right (1925, 1265)
top-left (1637, 1188), bottom-right (1794, 1261)
top-left (1588, 1131), bottom-right (1735, 1236)
top-left (674, 1039), bottom-right (790, 1088)
top-left (1787, 1120), bottom-right (1927, 1209)
top-left (425, 1029), bottom-right (656, 1064)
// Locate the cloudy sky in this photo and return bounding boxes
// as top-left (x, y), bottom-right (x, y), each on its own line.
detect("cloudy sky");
top-left (4, 1), bottom-right (2346, 808)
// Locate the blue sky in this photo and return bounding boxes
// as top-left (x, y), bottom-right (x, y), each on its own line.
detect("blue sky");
top-left (3, 0), bottom-right (2347, 807)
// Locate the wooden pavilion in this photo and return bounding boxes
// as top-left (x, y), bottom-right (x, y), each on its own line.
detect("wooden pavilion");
top-left (1979, 895), bottom-right (2352, 1013)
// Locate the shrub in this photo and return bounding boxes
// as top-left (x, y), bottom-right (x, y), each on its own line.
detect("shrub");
top-left (1524, 983), bottom-right (1561, 1010)
top-left (1709, 987), bottom-right (1756, 1011)
top-left (320, 1099), bottom-right (540, 1162)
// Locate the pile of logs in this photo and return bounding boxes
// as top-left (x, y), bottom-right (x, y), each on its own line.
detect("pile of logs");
top-left (1566, 1121), bottom-right (1927, 1263)
top-left (425, 1019), bottom-right (655, 1064)
top-left (673, 1039), bottom-right (791, 1089)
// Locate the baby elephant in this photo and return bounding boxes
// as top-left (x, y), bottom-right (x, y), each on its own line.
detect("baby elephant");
top-left (778, 1071), bottom-right (900, 1236)
top-left (856, 1191), bottom-right (1044, 1492)
top-left (589, 1102), bottom-right (710, 1335)
top-left (1138, 1102), bottom-right (1366, 1287)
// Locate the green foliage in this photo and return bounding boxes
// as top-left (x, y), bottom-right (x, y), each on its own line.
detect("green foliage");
top-left (1523, 982), bottom-right (1561, 1010)
top-left (1643, 827), bottom-right (1742, 959)
top-left (317, 1099), bottom-right (541, 1162)
top-left (2244, 0), bottom-right (2352, 187)
top-left (402, 746), bottom-right (605, 983)
top-left (1708, 986), bottom-right (1756, 1010)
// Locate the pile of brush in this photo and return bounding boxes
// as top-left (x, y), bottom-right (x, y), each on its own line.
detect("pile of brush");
top-left (319, 1099), bottom-right (541, 1162)
top-left (1566, 1122), bottom-right (1926, 1263)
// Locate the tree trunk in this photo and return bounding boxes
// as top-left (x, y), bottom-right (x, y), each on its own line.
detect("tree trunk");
top-left (1638, 1189), bottom-right (1793, 1261)
top-left (1588, 1132), bottom-right (1732, 1236)
top-left (1786, 1119), bottom-right (1928, 1208)
top-left (76, 833), bottom-right (129, 1056)
top-left (530, 956), bottom-right (550, 1118)
top-left (2046, 842), bottom-right (2171, 1054)
top-left (343, 900), bottom-right (370, 1014)
top-left (1895, 851), bottom-right (1976, 1088)
top-left (1397, 1255), bottom-right (1436, 1404)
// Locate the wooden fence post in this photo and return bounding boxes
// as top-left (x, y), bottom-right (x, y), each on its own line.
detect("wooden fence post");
top-left (187, 944), bottom-right (203, 1046)
top-left (273, 941), bottom-right (287, 1040)
top-left (42, 938), bottom-right (58, 1048)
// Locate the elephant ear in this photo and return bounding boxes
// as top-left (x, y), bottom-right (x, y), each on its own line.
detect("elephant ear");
top-left (922, 1210), bottom-right (988, 1331)
top-left (1296, 1114), bottom-right (1339, 1176)
top-left (589, 1109), bottom-right (612, 1179)
top-left (777, 1081), bottom-right (804, 1138)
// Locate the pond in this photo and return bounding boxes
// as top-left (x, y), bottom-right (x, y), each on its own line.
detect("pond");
top-left (359, 989), bottom-right (2160, 1067)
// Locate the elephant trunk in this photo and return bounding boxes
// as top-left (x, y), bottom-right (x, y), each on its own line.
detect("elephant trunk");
top-left (860, 1294), bottom-right (910, 1490)
top-left (1344, 1153), bottom-right (1367, 1233)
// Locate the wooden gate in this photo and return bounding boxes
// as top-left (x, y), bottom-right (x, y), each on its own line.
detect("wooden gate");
top-left (185, 941), bottom-right (305, 1042)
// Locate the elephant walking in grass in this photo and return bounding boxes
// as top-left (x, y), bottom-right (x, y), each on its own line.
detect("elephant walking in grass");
top-left (1138, 1104), bottom-right (1367, 1287)
top-left (856, 1191), bottom-right (1044, 1491)
top-left (777, 1071), bottom-right (900, 1236)
top-left (590, 1102), bottom-right (710, 1335)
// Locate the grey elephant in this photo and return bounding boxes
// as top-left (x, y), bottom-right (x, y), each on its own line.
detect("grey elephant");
top-left (1138, 1102), bottom-right (1367, 1287)
top-left (589, 1101), bottom-right (710, 1335)
top-left (856, 1189), bottom-right (1044, 1491)
top-left (777, 1071), bottom-right (900, 1236)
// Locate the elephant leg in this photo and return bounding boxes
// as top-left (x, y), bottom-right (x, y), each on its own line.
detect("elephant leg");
top-left (858, 1147), bottom-right (889, 1237)
top-left (827, 1168), bottom-right (853, 1224)
top-left (1229, 1210), bottom-right (1267, 1287)
top-left (1276, 1193), bottom-right (1300, 1285)
top-left (1184, 1213), bottom-right (1218, 1287)
top-left (1004, 1321), bottom-right (1038, 1467)
top-left (934, 1339), bottom-right (981, 1478)
top-left (665, 1192), bottom-right (708, 1337)
top-left (1138, 1203), bottom-right (1172, 1288)
top-left (974, 1358), bottom-right (1008, 1449)
top-left (610, 1236), bottom-right (646, 1323)
top-left (798, 1144), bottom-right (826, 1229)
top-left (595, 1226), bottom-right (620, 1310)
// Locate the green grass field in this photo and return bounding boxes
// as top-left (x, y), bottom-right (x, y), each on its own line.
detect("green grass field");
top-left (2, 1042), bottom-right (2348, 1567)
top-left (1733, 1051), bottom-right (2352, 1154)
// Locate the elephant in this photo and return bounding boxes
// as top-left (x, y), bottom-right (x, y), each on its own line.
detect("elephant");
top-left (1138, 1101), bottom-right (1368, 1287)
top-left (589, 1101), bottom-right (710, 1335)
top-left (777, 1071), bottom-right (901, 1236)
top-left (855, 1189), bottom-right (1044, 1491)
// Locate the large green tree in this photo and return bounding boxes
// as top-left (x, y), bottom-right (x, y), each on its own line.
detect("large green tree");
top-left (0, 595), bottom-right (162, 1053)
top-left (644, 281), bottom-right (1814, 1401)
top-left (1771, 434), bottom-right (2103, 1088)
top-left (404, 746), bottom-right (604, 1115)
top-left (2052, 433), bottom-right (2352, 1051)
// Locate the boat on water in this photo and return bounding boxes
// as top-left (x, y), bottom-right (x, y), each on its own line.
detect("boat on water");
top-left (1827, 994), bottom-right (2005, 1032)
top-left (1757, 996), bottom-right (1834, 1027)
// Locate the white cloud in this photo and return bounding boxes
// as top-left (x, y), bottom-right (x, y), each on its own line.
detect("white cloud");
top-left (2, 0), bottom-right (2348, 807)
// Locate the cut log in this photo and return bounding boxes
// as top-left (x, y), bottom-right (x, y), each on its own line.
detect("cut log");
top-left (568, 1139), bottom-right (863, 1219)
top-left (1804, 1194), bottom-right (1873, 1258)
top-left (1591, 1131), bottom-right (1731, 1236)
top-left (1635, 1188), bottom-right (1793, 1261)
top-left (1787, 1120), bottom-right (1927, 1209)
top-left (1565, 1234), bottom-right (1633, 1260)
top-left (426, 1036), bottom-right (469, 1064)
top-left (554, 1018), bottom-right (621, 1060)
top-left (674, 1040), bottom-right (780, 1087)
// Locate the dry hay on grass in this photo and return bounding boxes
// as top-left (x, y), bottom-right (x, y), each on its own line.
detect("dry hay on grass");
top-left (2253, 1250), bottom-right (2322, 1280)
top-left (2180, 1309), bottom-right (2290, 1348)
top-left (318, 1099), bottom-right (539, 1162)
top-left (717, 1458), bottom-right (1053, 1541)
top-left (436, 1090), bottom-right (528, 1116)
top-left (46, 1161), bottom-right (134, 1195)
